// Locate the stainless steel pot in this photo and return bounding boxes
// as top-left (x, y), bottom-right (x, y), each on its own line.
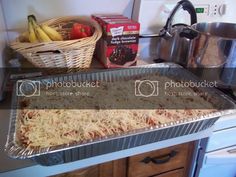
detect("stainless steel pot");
top-left (157, 0), bottom-right (197, 66)
top-left (186, 22), bottom-right (236, 87)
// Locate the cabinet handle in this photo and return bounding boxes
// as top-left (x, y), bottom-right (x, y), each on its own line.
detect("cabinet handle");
top-left (141, 150), bottom-right (178, 164)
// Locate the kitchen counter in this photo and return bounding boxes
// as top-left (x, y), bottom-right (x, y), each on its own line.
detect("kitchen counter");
top-left (0, 59), bottom-right (229, 177)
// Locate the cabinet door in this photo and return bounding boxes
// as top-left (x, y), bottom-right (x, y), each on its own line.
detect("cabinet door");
top-left (128, 143), bottom-right (190, 177)
top-left (51, 159), bottom-right (126, 177)
top-left (99, 159), bottom-right (127, 177)
top-left (153, 168), bottom-right (184, 177)
top-left (51, 166), bottom-right (99, 177)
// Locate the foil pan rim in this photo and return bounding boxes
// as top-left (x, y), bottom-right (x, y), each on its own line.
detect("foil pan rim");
top-left (5, 63), bottom-right (236, 159)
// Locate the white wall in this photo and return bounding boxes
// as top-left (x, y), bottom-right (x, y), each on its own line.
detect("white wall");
top-left (0, 1), bottom-right (7, 98)
top-left (0, 1), bottom-right (7, 66)
top-left (1, 0), bottom-right (134, 41)
top-left (225, 0), bottom-right (236, 23)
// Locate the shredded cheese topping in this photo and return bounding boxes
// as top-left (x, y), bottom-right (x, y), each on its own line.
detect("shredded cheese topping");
top-left (18, 75), bottom-right (215, 148)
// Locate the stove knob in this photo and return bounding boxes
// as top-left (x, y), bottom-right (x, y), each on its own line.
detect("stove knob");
top-left (218, 4), bottom-right (226, 16)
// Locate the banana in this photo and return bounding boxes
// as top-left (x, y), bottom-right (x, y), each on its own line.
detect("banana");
top-left (34, 25), bottom-right (52, 42)
top-left (40, 24), bottom-right (63, 41)
top-left (28, 19), bottom-right (38, 43)
top-left (29, 16), bottom-right (52, 42)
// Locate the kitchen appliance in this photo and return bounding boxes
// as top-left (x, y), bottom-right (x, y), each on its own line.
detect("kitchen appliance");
top-left (132, 0), bottom-right (236, 87)
top-left (157, 0), bottom-right (197, 66)
top-left (132, 0), bottom-right (234, 36)
top-left (193, 113), bottom-right (236, 177)
top-left (132, 0), bottom-right (236, 61)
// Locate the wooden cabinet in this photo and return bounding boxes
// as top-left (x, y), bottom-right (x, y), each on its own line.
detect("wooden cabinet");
top-left (51, 159), bottom-right (127, 177)
top-left (99, 159), bottom-right (127, 177)
top-left (51, 142), bottom-right (194, 177)
top-left (128, 143), bottom-right (190, 177)
top-left (152, 169), bottom-right (184, 177)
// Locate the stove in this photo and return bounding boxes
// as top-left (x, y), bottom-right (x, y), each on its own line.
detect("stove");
top-left (193, 112), bottom-right (236, 177)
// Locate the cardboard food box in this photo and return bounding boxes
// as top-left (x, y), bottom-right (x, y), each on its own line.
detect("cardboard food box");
top-left (92, 14), bottom-right (127, 21)
top-left (92, 15), bottom-right (140, 68)
top-left (92, 14), bottom-right (128, 26)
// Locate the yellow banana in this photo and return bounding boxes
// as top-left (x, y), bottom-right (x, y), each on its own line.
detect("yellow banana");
top-left (30, 17), bottom-right (52, 42)
top-left (28, 19), bottom-right (38, 43)
top-left (41, 24), bottom-right (63, 41)
top-left (34, 25), bottom-right (52, 42)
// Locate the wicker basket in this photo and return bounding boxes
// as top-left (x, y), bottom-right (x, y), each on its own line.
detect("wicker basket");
top-left (10, 16), bottom-right (102, 70)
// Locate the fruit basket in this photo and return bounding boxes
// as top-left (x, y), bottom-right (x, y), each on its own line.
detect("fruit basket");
top-left (10, 16), bottom-right (102, 71)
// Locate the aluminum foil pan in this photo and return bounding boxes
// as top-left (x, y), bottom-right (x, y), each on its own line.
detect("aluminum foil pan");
top-left (5, 63), bottom-right (236, 166)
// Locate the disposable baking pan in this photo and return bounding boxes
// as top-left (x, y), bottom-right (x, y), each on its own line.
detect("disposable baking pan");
top-left (5, 63), bottom-right (236, 166)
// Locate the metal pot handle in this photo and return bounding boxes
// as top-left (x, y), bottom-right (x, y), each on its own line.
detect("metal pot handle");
top-left (196, 35), bottom-right (210, 67)
top-left (160, 0), bottom-right (197, 37)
